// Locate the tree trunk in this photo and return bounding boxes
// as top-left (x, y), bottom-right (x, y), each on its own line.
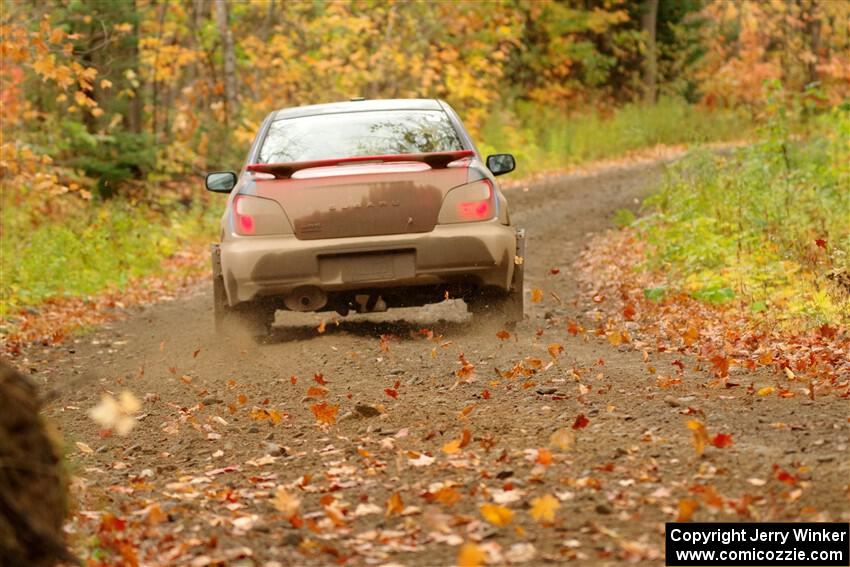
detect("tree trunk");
top-left (804, 0), bottom-right (821, 86)
top-left (642, 0), bottom-right (659, 104)
top-left (214, 0), bottom-right (238, 124)
top-left (127, 0), bottom-right (143, 134)
top-left (0, 362), bottom-right (73, 566)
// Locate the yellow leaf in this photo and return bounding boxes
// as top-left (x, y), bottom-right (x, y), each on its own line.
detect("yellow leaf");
top-left (386, 492), bottom-right (404, 517)
top-left (550, 428), bottom-right (575, 451)
top-left (687, 419), bottom-right (708, 456)
top-left (677, 499), bottom-right (699, 522)
top-left (442, 439), bottom-right (462, 455)
top-left (531, 288), bottom-right (543, 303)
top-left (457, 542), bottom-right (486, 567)
top-left (757, 386), bottom-right (775, 396)
top-left (480, 503), bottom-right (513, 526)
top-left (529, 494), bottom-right (560, 524)
top-left (272, 487), bottom-right (301, 518)
top-left (76, 441), bottom-right (94, 454)
top-left (547, 343), bottom-right (564, 358)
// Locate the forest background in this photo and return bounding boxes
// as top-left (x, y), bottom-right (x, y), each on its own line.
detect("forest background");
top-left (1, 0), bottom-right (848, 329)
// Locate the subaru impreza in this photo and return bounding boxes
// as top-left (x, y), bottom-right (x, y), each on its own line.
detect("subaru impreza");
top-left (206, 99), bottom-right (524, 336)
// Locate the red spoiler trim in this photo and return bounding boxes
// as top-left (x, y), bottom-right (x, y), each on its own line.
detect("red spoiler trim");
top-left (246, 149), bottom-right (474, 179)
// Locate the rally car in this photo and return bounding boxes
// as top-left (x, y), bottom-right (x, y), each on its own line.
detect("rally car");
top-left (206, 98), bottom-right (524, 336)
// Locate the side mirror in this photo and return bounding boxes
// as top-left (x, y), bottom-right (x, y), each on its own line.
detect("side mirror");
top-left (486, 154), bottom-right (516, 176)
top-left (205, 171), bottom-right (238, 193)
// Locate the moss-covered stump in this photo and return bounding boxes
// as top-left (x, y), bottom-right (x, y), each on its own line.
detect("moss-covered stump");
top-left (0, 361), bottom-right (74, 566)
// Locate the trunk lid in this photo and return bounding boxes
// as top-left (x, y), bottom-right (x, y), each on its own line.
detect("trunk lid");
top-left (251, 156), bottom-right (471, 240)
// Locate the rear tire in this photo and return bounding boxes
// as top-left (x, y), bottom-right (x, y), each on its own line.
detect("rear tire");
top-left (213, 276), bottom-right (273, 339)
top-left (467, 229), bottom-right (525, 325)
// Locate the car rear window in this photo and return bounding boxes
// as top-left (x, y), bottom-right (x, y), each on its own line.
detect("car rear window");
top-left (258, 110), bottom-right (464, 163)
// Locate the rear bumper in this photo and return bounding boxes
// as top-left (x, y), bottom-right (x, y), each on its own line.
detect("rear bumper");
top-left (219, 220), bottom-right (516, 306)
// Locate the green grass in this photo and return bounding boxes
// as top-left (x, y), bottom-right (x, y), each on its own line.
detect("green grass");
top-left (635, 105), bottom-right (850, 326)
top-left (1, 195), bottom-right (219, 317)
top-left (478, 97), bottom-right (748, 175)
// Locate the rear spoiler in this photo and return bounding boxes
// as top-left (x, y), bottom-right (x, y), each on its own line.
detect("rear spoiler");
top-left (246, 149), bottom-right (474, 180)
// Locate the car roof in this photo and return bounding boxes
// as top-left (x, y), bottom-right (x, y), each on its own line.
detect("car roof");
top-left (272, 98), bottom-right (444, 121)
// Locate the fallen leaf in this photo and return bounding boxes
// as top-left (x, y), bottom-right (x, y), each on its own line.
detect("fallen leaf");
top-left (572, 413), bottom-right (589, 430)
top-left (432, 486), bottom-right (462, 507)
top-left (535, 448), bottom-right (553, 465)
top-left (385, 492), bottom-right (404, 516)
top-left (272, 487), bottom-right (301, 518)
top-left (529, 494), bottom-right (560, 523)
top-left (531, 288), bottom-right (543, 303)
top-left (458, 543), bottom-right (486, 567)
top-left (314, 373), bottom-right (327, 385)
top-left (550, 428), bottom-right (575, 451)
top-left (310, 402), bottom-right (338, 425)
top-left (687, 419), bottom-right (709, 456)
top-left (496, 330), bottom-right (511, 340)
top-left (480, 503), bottom-right (513, 526)
top-left (757, 386), bottom-right (775, 396)
top-left (145, 503), bottom-right (167, 525)
top-left (76, 441), bottom-right (94, 454)
top-left (306, 386), bottom-right (327, 398)
top-left (442, 439), bottom-right (462, 455)
top-left (710, 433), bottom-right (733, 448)
top-left (547, 343), bottom-right (564, 359)
top-left (384, 388), bottom-right (398, 399)
top-left (677, 499), bottom-right (699, 521)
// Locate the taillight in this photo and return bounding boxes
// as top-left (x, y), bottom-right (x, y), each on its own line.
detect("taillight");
top-left (232, 195), bottom-right (292, 236)
top-left (438, 179), bottom-right (495, 224)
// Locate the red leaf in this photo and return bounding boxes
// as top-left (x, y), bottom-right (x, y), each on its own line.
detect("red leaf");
top-left (815, 238), bottom-right (827, 248)
top-left (773, 464), bottom-right (796, 485)
top-left (710, 433), bottom-right (733, 448)
top-left (710, 355), bottom-right (730, 378)
top-left (481, 389), bottom-right (491, 400)
top-left (622, 303), bottom-right (636, 320)
top-left (384, 388), bottom-right (398, 399)
top-left (549, 267), bottom-right (560, 275)
top-left (314, 373), bottom-right (327, 385)
top-left (572, 413), bottom-right (589, 430)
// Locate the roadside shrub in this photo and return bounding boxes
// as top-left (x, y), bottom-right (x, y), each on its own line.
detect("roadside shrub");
top-left (639, 104), bottom-right (850, 326)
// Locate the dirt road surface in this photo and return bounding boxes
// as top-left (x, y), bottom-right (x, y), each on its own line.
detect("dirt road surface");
top-left (25, 160), bottom-right (848, 566)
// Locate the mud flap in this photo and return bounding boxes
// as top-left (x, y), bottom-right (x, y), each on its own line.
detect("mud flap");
top-left (211, 244), bottom-right (222, 279)
top-left (513, 228), bottom-right (526, 292)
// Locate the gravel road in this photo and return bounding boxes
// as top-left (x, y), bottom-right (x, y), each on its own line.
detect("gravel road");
top-left (31, 159), bottom-right (848, 566)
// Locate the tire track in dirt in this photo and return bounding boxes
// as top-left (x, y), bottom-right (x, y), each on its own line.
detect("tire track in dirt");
top-left (31, 159), bottom-right (848, 566)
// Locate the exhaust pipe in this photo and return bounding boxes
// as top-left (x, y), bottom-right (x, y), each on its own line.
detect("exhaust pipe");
top-left (284, 286), bottom-right (327, 312)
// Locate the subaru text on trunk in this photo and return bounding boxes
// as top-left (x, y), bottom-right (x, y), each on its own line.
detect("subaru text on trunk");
top-left (205, 99), bottom-right (524, 337)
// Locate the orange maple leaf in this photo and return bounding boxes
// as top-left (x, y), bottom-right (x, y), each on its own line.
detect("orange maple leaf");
top-left (386, 491), bottom-right (404, 516)
top-left (310, 402), bottom-right (338, 425)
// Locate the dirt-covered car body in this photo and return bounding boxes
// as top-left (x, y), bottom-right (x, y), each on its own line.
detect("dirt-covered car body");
top-left (206, 99), bottom-right (523, 334)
